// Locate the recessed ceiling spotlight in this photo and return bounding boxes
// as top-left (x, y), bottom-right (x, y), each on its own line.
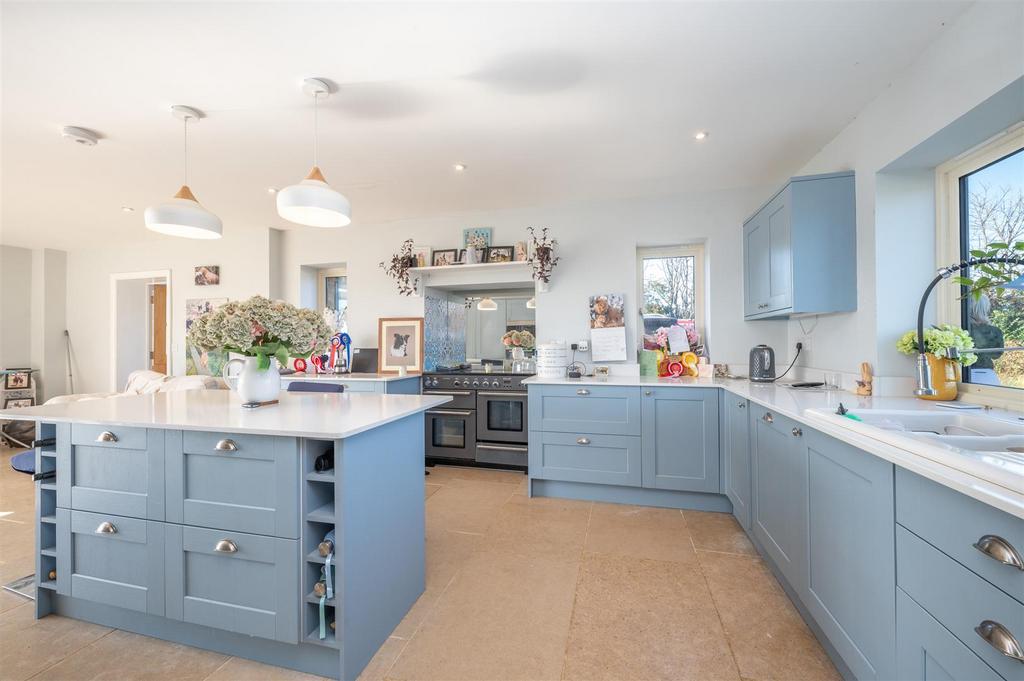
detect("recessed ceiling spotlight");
top-left (694, 131), bottom-right (708, 141)
top-left (267, 187), bottom-right (279, 195)
top-left (121, 206), bottom-right (134, 213)
top-left (62, 126), bottom-right (99, 146)
top-left (454, 163), bottom-right (467, 172)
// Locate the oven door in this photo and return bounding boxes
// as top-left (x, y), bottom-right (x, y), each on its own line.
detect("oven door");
top-left (425, 408), bottom-right (476, 461)
top-left (476, 391), bottom-right (528, 444)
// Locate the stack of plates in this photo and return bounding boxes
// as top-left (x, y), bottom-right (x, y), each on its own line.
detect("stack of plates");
top-left (536, 341), bottom-right (568, 378)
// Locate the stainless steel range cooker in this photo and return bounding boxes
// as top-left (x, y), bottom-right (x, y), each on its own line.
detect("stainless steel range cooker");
top-left (422, 369), bottom-right (530, 470)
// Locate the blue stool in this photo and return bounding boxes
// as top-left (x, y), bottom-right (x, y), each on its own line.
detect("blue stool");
top-left (9, 450), bottom-right (34, 475)
top-left (287, 381), bottom-right (345, 393)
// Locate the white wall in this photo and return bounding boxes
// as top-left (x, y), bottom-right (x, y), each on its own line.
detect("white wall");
top-left (0, 245), bottom-right (33, 368)
top-left (65, 229), bottom-right (271, 393)
top-left (114, 278), bottom-right (151, 389)
top-left (30, 248), bottom-right (68, 401)
top-left (279, 187), bottom-right (791, 373)
top-left (788, 1), bottom-right (1024, 391)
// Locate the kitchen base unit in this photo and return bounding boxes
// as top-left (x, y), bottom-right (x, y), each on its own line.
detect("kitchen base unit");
top-left (7, 390), bottom-right (449, 681)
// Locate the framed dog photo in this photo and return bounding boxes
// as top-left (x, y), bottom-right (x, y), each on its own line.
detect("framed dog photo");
top-left (378, 317), bottom-right (424, 375)
top-left (486, 246), bottom-right (514, 263)
top-left (3, 369), bottom-right (31, 390)
top-left (3, 397), bottom-right (34, 409)
top-left (432, 249), bottom-right (458, 267)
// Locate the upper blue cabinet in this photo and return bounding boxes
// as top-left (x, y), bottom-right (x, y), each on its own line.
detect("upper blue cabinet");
top-left (743, 172), bottom-right (857, 320)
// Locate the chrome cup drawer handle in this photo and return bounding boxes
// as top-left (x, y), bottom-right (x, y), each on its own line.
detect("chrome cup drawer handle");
top-left (214, 439), bottom-right (239, 452)
top-left (792, 428), bottom-right (803, 437)
top-left (576, 437), bottom-right (591, 445)
top-left (214, 539), bottom-right (238, 554)
top-left (973, 535), bottom-right (1024, 571)
top-left (975, 620), bottom-right (1024, 663)
top-left (576, 389), bottom-right (590, 396)
top-left (762, 413), bottom-right (774, 424)
top-left (95, 521), bottom-right (118, 535)
top-left (95, 431), bottom-right (118, 443)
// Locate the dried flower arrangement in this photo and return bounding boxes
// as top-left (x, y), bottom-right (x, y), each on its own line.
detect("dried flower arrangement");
top-left (379, 239), bottom-right (419, 296)
top-left (526, 226), bottom-right (560, 283)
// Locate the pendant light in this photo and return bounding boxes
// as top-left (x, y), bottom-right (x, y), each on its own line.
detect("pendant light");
top-left (526, 297), bottom-right (536, 309)
top-left (277, 78), bottom-right (351, 228)
top-left (477, 297), bottom-right (498, 311)
top-left (144, 106), bottom-right (222, 239)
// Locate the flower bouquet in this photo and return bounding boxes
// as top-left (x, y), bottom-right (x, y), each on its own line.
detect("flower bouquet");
top-left (896, 324), bottom-right (977, 400)
top-left (502, 329), bottom-right (536, 353)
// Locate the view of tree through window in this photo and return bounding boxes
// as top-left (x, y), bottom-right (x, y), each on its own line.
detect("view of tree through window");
top-left (641, 254), bottom-right (695, 334)
top-left (961, 147), bottom-right (1024, 389)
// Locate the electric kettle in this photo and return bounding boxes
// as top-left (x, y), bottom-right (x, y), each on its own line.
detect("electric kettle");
top-left (749, 345), bottom-right (776, 382)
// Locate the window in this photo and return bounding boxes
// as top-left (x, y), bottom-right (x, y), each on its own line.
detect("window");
top-left (937, 127), bottom-right (1024, 396)
top-left (637, 245), bottom-right (706, 350)
top-left (317, 266), bottom-right (348, 330)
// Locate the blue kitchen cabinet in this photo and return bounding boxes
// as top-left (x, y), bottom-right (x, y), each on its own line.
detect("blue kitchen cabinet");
top-left (803, 429), bottom-right (896, 680)
top-left (750, 404), bottom-right (808, 590)
top-left (528, 385), bottom-right (642, 436)
top-left (640, 388), bottom-right (719, 492)
top-left (528, 430), bottom-right (642, 487)
top-left (722, 396), bottom-right (751, 530)
top-left (743, 171), bottom-right (856, 319)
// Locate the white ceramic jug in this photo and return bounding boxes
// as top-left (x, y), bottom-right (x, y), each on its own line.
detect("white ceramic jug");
top-left (223, 356), bottom-right (281, 404)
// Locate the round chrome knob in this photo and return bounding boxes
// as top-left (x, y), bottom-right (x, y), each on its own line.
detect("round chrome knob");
top-left (452, 380), bottom-right (460, 387)
top-left (472, 380), bottom-right (480, 387)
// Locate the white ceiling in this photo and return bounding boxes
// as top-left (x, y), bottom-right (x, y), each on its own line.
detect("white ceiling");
top-left (0, 1), bottom-right (970, 250)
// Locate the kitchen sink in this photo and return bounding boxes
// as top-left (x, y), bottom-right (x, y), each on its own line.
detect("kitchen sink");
top-left (848, 409), bottom-right (1023, 439)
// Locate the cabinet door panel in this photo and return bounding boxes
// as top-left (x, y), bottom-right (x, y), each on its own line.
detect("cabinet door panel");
top-left (724, 398), bottom-right (751, 530)
top-left (744, 216), bottom-right (770, 316)
top-left (766, 192), bottom-right (793, 312)
top-left (641, 389), bottom-right (719, 492)
top-left (805, 430), bottom-right (895, 680)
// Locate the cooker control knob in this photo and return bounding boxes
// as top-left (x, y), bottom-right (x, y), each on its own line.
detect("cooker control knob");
top-left (452, 380), bottom-right (460, 387)
top-left (472, 380), bottom-right (480, 387)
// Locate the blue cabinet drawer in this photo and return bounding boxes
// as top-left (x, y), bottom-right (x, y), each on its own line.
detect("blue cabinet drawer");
top-left (898, 467), bottom-right (1024, 604)
top-left (529, 430), bottom-right (641, 487)
top-left (58, 424), bottom-right (165, 520)
top-left (339, 381), bottom-right (382, 393)
top-left (165, 524), bottom-right (299, 644)
top-left (60, 508), bottom-right (164, 615)
top-left (528, 385), bottom-right (641, 436)
top-left (898, 524), bottom-right (1024, 679)
top-left (897, 588), bottom-right (1002, 681)
top-left (166, 431), bottom-right (299, 538)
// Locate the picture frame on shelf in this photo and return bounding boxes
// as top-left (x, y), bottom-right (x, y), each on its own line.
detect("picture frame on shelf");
top-left (377, 317), bottom-right (424, 374)
top-left (457, 248), bottom-right (484, 264)
top-left (432, 249), bottom-right (458, 267)
top-left (3, 369), bottom-right (31, 390)
top-left (462, 227), bottom-right (492, 249)
top-left (486, 246), bottom-right (514, 263)
top-left (411, 246), bottom-right (432, 269)
top-left (3, 397), bottom-right (34, 409)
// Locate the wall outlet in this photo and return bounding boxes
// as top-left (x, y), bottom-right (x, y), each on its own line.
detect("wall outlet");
top-left (576, 340), bottom-right (590, 352)
top-left (796, 336), bottom-right (811, 363)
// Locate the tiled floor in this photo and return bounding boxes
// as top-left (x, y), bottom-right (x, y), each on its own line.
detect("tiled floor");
top-left (0, 447), bottom-right (838, 680)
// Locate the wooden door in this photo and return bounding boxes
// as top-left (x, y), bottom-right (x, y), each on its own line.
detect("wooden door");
top-left (150, 284), bottom-right (167, 374)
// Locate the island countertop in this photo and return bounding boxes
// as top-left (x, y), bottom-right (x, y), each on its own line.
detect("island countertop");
top-left (0, 390), bottom-right (451, 439)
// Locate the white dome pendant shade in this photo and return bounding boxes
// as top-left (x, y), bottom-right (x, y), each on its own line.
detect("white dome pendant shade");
top-left (145, 105), bottom-right (222, 239)
top-left (277, 78), bottom-right (351, 228)
top-left (276, 165), bottom-right (351, 228)
top-left (477, 297), bottom-right (498, 311)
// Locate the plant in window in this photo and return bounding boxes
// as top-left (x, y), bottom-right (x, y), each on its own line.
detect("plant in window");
top-left (379, 239), bottom-right (418, 296)
top-left (951, 240), bottom-right (1024, 302)
top-left (896, 324), bottom-right (978, 366)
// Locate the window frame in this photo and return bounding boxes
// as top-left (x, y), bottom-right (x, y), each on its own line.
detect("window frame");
top-left (316, 266), bottom-right (348, 314)
top-left (935, 124), bottom-right (1024, 406)
top-left (635, 244), bottom-right (707, 343)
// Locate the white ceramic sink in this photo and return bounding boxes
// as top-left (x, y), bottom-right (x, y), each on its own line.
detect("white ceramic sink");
top-left (849, 409), bottom-right (1024, 439)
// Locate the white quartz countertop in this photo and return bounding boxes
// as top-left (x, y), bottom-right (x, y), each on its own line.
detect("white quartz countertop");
top-left (524, 375), bottom-right (1024, 519)
top-left (279, 372), bottom-right (417, 383)
top-left (0, 390), bottom-right (451, 439)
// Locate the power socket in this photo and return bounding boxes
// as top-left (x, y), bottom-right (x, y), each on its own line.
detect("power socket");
top-left (576, 340), bottom-right (590, 352)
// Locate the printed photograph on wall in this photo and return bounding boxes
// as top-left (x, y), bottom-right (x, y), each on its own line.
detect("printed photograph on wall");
top-left (194, 265), bottom-right (220, 286)
top-left (378, 317), bottom-right (424, 374)
top-left (462, 227), bottom-right (492, 249)
top-left (589, 293), bottom-right (625, 328)
top-left (185, 298), bottom-right (228, 375)
top-left (3, 369), bottom-right (31, 390)
top-left (589, 293), bottom-right (628, 362)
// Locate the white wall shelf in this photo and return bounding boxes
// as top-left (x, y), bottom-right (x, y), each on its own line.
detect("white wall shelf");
top-left (410, 261), bottom-right (536, 292)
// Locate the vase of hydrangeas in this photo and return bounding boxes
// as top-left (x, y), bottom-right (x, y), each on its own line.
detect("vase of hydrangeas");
top-left (896, 324), bottom-right (978, 401)
top-left (187, 296), bottom-right (332, 404)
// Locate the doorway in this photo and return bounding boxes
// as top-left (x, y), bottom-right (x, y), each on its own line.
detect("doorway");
top-left (110, 270), bottom-right (170, 391)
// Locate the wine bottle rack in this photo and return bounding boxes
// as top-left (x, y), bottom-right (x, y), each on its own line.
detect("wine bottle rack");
top-left (34, 423), bottom-right (58, 617)
top-left (301, 438), bottom-right (339, 649)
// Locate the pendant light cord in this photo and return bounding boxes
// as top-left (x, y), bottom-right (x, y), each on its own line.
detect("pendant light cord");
top-left (313, 91), bottom-right (320, 168)
top-left (183, 115), bottom-right (190, 186)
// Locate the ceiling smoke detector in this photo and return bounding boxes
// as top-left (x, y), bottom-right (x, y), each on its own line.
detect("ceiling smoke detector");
top-left (62, 126), bottom-right (99, 146)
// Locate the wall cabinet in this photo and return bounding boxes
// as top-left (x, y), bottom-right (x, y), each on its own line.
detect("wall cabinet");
top-left (722, 396), bottom-right (751, 530)
top-left (743, 172), bottom-right (856, 320)
top-left (641, 388), bottom-right (719, 492)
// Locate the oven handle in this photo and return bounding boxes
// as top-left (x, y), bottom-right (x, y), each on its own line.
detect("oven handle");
top-left (477, 443), bottom-right (529, 452)
top-left (477, 391), bottom-right (528, 397)
top-left (425, 390), bottom-right (474, 396)
top-left (426, 409), bottom-right (474, 417)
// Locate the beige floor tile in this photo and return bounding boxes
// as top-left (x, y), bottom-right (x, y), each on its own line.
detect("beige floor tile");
top-left (479, 494), bottom-right (591, 564)
top-left (425, 480), bottom-right (515, 534)
top-left (563, 552), bottom-right (740, 681)
top-left (697, 551), bottom-right (840, 681)
top-left (683, 510), bottom-right (757, 555)
top-left (425, 465), bottom-right (525, 486)
top-left (424, 482), bottom-right (442, 499)
top-left (585, 503), bottom-right (696, 563)
top-left (0, 586), bottom-right (32, 614)
top-left (32, 629), bottom-right (229, 681)
top-left (207, 656), bottom-right (330, 681)
top-left (357, 636), bottom-right (409, 681)
top-left (0, 604), bottom-right (114, 681)
top-left (388, 550), bottom-right (579, 681)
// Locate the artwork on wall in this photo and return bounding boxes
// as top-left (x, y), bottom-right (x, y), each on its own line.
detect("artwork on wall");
top-left (432, 249), bottom-right (458, 267)
top-left (3, 397), bottom-right (33, 409)
top-left (462, 227), bottom-right (492, 249)
top-left (411, 246), bottom-right (432, 268)
top-left (194, 265), bottom-right (220, 286)
top-left (589, 293), bottom-right (627, 362)
top-left (378, 317), bottom-right (424, 374)
top-left (185, 298), bottom-right (228, 375)
top-left (514, 241), bottom-right (528, 262)
top-left (3, 370), bottom-right (31, 390)
top-left (486, 246), bottom-right (514, 263)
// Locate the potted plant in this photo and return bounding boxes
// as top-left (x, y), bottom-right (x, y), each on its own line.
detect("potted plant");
top-left (896, 324), bottom-right (978, 400)
top-left (526, 226), bottom-right (560, 291)
top-left (380, 239), bottom-right (419, 296)
top-left (187, 296), bottom-right (331, 404)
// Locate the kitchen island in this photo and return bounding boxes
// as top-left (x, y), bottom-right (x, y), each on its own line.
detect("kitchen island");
top-left (0, 389), bottom-right (450, 681)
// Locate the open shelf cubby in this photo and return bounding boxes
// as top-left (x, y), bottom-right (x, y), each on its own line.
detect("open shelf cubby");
top-left (300, 438), bottom-right (339, 649)
top-left (35, 422), bottom-right (60, 614)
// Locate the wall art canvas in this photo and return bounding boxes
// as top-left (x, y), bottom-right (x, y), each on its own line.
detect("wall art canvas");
top-left (378, 317), bottom-right (424, 374)
top-left (185, 298), bottom-right (228, 376)
top-left (194, 265), bottom-right (220, 286)
top-left (463, 227), bottom-right (493, 249)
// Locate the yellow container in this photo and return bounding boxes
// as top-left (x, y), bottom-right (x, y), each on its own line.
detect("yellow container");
top-left (918, 353), bottom-right (959, 401)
